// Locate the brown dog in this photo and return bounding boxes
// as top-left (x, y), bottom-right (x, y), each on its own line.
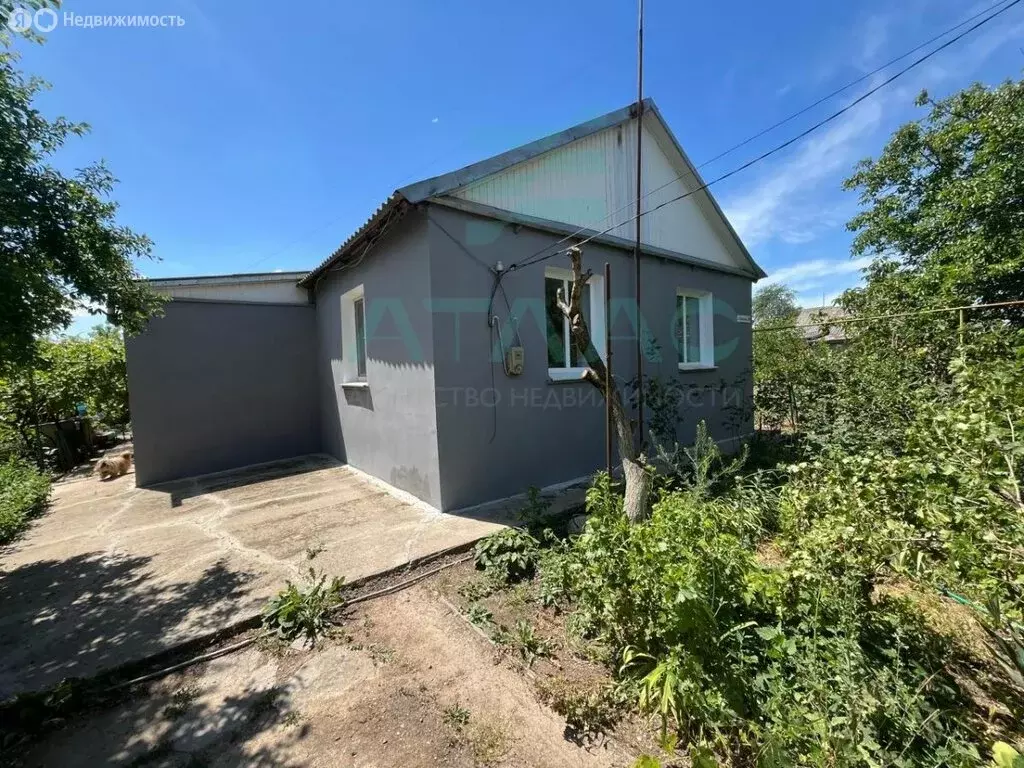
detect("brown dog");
top-left (96, 451), bottom-right (133, 481)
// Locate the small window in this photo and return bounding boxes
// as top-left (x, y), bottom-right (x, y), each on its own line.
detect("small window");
top-left (341, 285), bottom-right (367, 385)
top-left (545, 268), bottom-right (604, 379)
top-left (675, 291), bottom-right (714, 369)
top-left (353, 297), bottom-right (366, 379)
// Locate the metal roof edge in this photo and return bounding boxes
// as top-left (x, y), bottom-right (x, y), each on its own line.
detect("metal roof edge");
top-left (297, 193), bottom-right (409, 288)
top-left (397, 99), bottom-right (652, 204)
top-left (144, 271), bottom-right (308, 285)
top-left (298, 96), bottom-right (766, 289)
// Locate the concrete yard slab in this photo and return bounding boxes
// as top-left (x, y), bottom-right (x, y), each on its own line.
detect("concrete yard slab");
top-left (0, 455), bottom-right (510, 699)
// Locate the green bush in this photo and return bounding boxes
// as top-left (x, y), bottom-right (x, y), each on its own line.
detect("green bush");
top-left (557, 483), bottom-right (992, 765)
top-left (262, 568), bottom-right (345, 644)
top-left (0, 459), bottom-right (51, 544)
top-left (473, 527), bottom-right (540, 583)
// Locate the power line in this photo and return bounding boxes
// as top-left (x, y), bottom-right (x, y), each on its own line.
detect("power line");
top-left (697, 0), bottom-right (1014, 171)
top-left (753, 299), bottom-right (1024, 333)
top-left (509, 0), bottom-right (1020, 272)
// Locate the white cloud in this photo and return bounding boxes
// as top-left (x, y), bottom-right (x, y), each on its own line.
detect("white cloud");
top-left (763, 255), bottom-right (873, 292)
top-left (724, 12), bottom-right (1023, 251)
top-left (431, 117), bottom-right (439, 124)
top-left (857, 14), bottom-right (889, 70)
top-left (795, 289), bottom-right (845, 309)
top-left (723, 90), bottom-right (885, 247)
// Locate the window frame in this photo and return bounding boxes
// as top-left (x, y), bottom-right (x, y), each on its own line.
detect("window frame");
top-left (353, 295), bottom-right (367, 380)
top-left (340, 284), bottom-right (369, 386)
top-left (675, 289), bottom-right (715, 370)
top-left (545, 267), bottom-right (606, 381)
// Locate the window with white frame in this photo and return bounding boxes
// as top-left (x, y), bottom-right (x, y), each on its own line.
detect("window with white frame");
top-left (545, 267), bottom-right (605, 380)
top-left (340, 285), bottom-right (368, 383)
top-left (675, 290), bottom-right (714, 369)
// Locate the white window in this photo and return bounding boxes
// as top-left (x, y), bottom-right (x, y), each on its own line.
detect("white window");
top-left (675, 290), bottom-right (714, 369)
top-left (341, 285), bottom-right (368, 384)
top-left (545, 267), bottom-right (605, 380)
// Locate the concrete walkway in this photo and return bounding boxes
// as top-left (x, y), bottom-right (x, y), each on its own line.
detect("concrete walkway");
top-left (0, 455), bottom-right (508, 699)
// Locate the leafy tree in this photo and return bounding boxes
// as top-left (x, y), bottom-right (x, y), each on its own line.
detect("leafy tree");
top-left (752, 284), bottom-right (808, 430)
top-left (752, 284), bottom-right (799, 325)
top-left (843, 79), bottom-right (1024, 340)
top-left (0, 327), bottom-right (129, 459)
top-left (0, 47), bottom-right (163, 367)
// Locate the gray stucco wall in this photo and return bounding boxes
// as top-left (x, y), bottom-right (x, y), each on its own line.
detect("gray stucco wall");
top-left (426, 205), bottom-right (753, 511)
top-left (126, 300), bottom-right (321, 486)
top-left (312, 209), bottom-right (442, 507)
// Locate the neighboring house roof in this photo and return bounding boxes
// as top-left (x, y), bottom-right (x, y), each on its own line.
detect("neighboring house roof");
top-left (146, 271), bottom-right (311, 306)
top-left (796, 306), bottom-right (849, 343)
top-left (147, 271), bottom-right (308, 287)
top-left (298, 98), bottom-right (766, 287)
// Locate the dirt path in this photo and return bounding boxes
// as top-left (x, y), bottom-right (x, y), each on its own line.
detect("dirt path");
top-left (22, 581), bottom-right (633, 767)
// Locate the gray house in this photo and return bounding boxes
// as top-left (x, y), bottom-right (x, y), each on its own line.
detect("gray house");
top-left (126, 99), bottom-right (765, 512)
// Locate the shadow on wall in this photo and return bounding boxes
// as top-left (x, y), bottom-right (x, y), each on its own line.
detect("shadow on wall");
top-left (148, 454), bottom-right (341, 508)
top-left (342, 387), bottom-right (373, 411)
top-left (0, 551), bottom-right (256, 699)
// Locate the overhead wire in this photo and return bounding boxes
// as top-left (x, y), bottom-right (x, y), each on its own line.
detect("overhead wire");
top-left (753, 299), bottom-right (1024, 333)
top-left (506, 0), bottom-right (1021, 274)
top-left (242, 0), bottom-right (1013, 276)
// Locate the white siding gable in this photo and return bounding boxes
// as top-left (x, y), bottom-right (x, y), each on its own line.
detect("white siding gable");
top-left (448, 114), bottom-right (746, 271)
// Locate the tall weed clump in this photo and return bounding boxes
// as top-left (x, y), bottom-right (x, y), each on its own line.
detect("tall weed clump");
top-left (553, 474), bottom-right (994, 765)
top-left (0, 459), bottom-right (51, 544)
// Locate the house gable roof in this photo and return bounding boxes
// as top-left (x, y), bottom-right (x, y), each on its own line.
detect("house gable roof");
top-left (299, 99), bottom-right (765, 287)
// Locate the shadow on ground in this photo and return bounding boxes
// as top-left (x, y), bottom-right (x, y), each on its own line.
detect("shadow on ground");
top-left (0, 551), bottom-right (256, 699)
top-left (151, 455), bottom-right (338, 509)
top-left (18, 653), bottom-right (310, 767)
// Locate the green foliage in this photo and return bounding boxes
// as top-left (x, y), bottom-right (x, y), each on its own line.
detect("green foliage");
top-left (752, 284), bottom-right (809, 431)
top-left (0, 328), bottom-right (131, 461)
top-left (516, 486), bottom-right (553, 537)
top-left (0, 458), bottom-right (50, 544)
top-left (465, 603), bottom-right (493, 628)
top-left (778, 347), bottom-right (1024, 609)
top-left (261, 568), bottom-right (345, 645)
top-left (0, 51), bottom-right (163, 366)
top-left (457, 574), bottom-right (501, 602)
top-left (844, 81), bottom-right (1024, 320)
top-left (473, 527), bottom-right (540, 583)
top-left (442, 703), bottom-right (471, 730)
top-left (981, 598), bottom-right (1024, 689)
top-left (991, 742), bottom-right (1024, 768)
top-left (541, 439), bottom-right (1019, 765)
top-left (541, 678), bottom-right (623, 737)
top-left (531, 78), bottom-right (1024, 768)
top-left (493, 619), bottom-right (552, 666)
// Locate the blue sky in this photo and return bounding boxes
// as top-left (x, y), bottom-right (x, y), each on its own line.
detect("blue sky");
top-left (12, 0), bottom-right (1024, 334)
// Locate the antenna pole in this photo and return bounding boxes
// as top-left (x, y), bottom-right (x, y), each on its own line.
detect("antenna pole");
top-left (633, 0), bottom-right (645, 450)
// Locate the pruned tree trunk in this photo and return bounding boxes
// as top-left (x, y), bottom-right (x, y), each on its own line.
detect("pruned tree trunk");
top-left (556, 247), bottom-right (651, 522)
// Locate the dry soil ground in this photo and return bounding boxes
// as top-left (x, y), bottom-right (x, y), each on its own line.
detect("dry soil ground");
top-left (18, 561), bottom-right (656, 768)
